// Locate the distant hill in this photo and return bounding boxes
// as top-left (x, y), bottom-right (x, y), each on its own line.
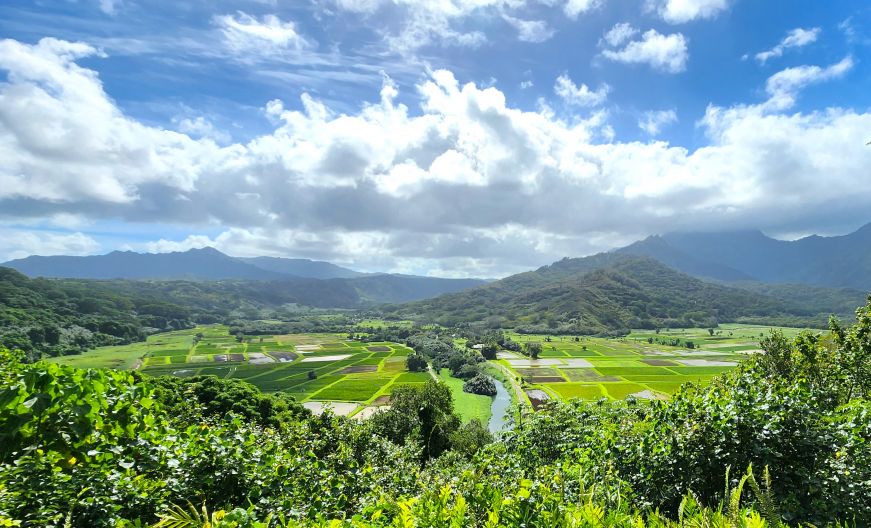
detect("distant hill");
top-left (618, 223), bottom-right (871, 291)
top-left (238, 256), bottom-right (364, 279)
top-left (389, 254), bottom-right (832, 332)
top-left (2, 247), bottom-right (283, 280)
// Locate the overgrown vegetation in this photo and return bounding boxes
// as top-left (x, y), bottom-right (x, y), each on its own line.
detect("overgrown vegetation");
top-left (0, 268), bottom-right (193, 360)
top-left (2, 299), bottom-right (871, 526)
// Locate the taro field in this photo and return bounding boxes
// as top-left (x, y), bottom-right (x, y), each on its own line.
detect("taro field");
top-left (59, 325), bottom-right (433, 419)
top-left (502, 324), bottom-right (805, 408)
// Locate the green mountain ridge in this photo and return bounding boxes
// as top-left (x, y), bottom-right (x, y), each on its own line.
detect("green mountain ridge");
top-left (391, 254), bottom-right (861, 331)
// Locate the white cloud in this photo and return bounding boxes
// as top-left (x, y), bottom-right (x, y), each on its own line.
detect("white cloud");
top-left (755, 27), bottom-right (820, 63)
top-left (520, 80), bottom-right (534, 89)
top-left (0, 38), bottom-right (211, 204)
top-left (0, 230), bottom-right (100, 262)
top-left (214, 11), bottom-right (311, 58)
top-left (639, 109), bottom-right (678, 136)
top-left (554, 74), bottom-right (610, 106)
top-left (601, 28), bottom-right (689, 73)
top-left (175, 116), bottom-right (232, 144)
top-left (602, 22), bottom-right (639, 47)
top-left (2, 38), bottom-right (871, 276)
top-left (564, 0), bottom-right (603, 19)
top-left (503, 15), bottom-right (555, 43)
top-left (327, 0), bottom-right (600, 53)
top-left (646, 0), bottom-right (731, 24)
top-left (764, 56), bottom-right (854, 111)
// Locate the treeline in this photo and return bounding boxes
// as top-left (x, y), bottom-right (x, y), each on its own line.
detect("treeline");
top-left (0, 268), bottom-right (193, 359)
top-left (4, 300), bottom-right (871, 526)
top-left (404, 333), bottom-right (496, 396)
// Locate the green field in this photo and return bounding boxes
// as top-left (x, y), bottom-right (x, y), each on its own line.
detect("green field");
top-left (49, 325), bottom-right (448, 419)
top-left (437, 368), bottom-right (493, 424)
top-left (501, 324), bottom-right (812, 404)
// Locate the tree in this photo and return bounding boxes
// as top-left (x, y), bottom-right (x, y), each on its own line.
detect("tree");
top-left (368, 380), bottom-right (460, 460)
top-left (707, 328), bottom-right (715, 336)
top-left (406, 352), bottom-right (428, 372)
top-left (525, 342), bottom-right (542, 359)
top-left (449, 419), bottom-right (493, 458)
top-left (480, 342), bottom-right (498, 360)
top-left (463, 374), bottom-right (497, 396)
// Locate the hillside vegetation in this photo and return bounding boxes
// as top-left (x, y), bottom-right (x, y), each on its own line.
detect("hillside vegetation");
top-left (0, 268), bottom-right (192, 359)
top-left (3, 299), bottom-right (871, 526)
top-left (391, 256), bottom-right (847, 332)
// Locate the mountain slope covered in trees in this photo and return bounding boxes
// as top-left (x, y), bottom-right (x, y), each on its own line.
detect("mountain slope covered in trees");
top-left (0, 268), bottom-right (192, 359)
top-left (391, 255), bottom-right (858, 332)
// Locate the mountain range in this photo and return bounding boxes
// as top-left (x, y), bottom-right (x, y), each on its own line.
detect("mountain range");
top-left (618, 223), bottom-right (871, 290)
top-left (2, 247), bottom-right (365, 281)
top-left (390, 254), bottom-right (865, 331)
top-left (3, 223), bottom-right (870, 331)
top-left (0, 248), bottom-right (486, 306)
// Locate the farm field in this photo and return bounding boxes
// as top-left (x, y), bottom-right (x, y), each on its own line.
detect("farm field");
top-left (50, 325), bottom-right (437, 419)
top-left (503, 324), bottom-right (811, 406)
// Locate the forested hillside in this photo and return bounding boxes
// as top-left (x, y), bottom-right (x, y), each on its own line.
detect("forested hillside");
top-left (3, 300), bottom-right (871, 526)
top-left (0, 268), bottom-right (192, 359)
top-left (391, 255), bottom-right (849, 332)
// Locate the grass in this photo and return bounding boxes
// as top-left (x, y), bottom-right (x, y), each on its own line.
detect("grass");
top-left (500, 323), bottom-right (815, 403)
top-left (309, 379), bottom-right (383, 401)
top-left (48, 342), bottom-right (151, 370)
top-left (546, 383), bottom-right (605, 400)
top-left (438, 368), bottom-right (493, 425)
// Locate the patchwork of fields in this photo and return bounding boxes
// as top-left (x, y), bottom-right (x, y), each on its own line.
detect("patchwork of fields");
top-left (52, 322), bottom-right (801, 416)
top-left (503, 324), bottom-right (793, 407)
top-left (53, 325), bottom-right (434, 419)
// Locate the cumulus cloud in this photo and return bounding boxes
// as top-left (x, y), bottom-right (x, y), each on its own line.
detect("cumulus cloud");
top-left (2, 38), bottom-right (871, 276)
top-left (754, 27), bottom-right (820, 63)
top-left (174, 116), bottom-right (232, 144)
top-left (0, 229), bottom-right (100, 262)
top-left (0, 37), bottom-right (212, 204)
top-left (646, 0), bottom-right (731, 24)
top-left (602, 22), bottom-right (639, 47)
top-left (638, 109), bottom-right (678, 136)
top-left (600, 27), bottom-right (689, 73)
top-left (554, 74), bottom-right (610, 106)
top-left (503, 15), bottom-right (555, 43)
top-left (214, 11), bottom-right (311, 58)
top-left (764, 56), bottom-right (854, 111)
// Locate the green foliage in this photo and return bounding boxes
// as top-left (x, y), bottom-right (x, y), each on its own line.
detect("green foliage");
top-left (4, 296), bottom-right (871, 527)
top-left (462, 374), bottom-right (496, 396)
top-left (0, 267), bottom-right (192, 358)
top-left (369, 380), bottom-right (461, 461)
top-left (393, 255), bottom-right (842, 331)
top-left (405, 352), bottom-right (428, 372)
top-left (149, 375), bottom-right (309, 427)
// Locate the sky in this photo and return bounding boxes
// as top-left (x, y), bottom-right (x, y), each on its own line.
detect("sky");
top-left (0, 0), bottom-right (870, 278)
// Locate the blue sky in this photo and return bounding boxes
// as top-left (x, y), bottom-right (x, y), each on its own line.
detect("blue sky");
top-left (0, 0), bottom-right (870, 277)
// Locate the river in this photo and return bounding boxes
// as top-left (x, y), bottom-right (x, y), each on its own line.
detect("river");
top-left (487, 375), bottom-right (512, 433)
